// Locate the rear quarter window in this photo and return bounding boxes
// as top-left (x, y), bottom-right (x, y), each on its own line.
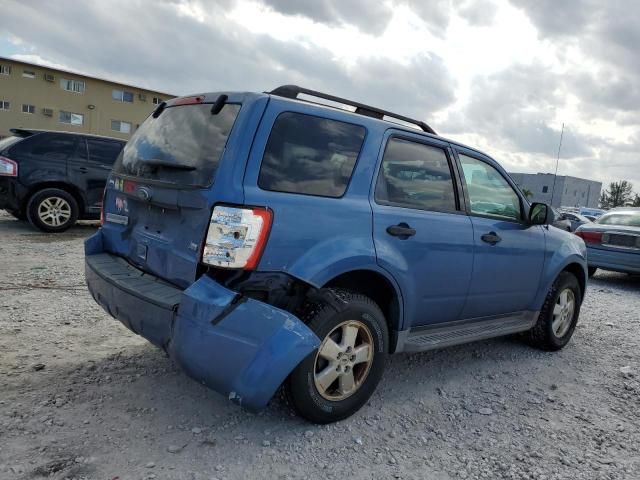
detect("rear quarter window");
top-left (87, 138), bottom-right (124, 165)
top-left (258, 112), bottom-right (366, 198)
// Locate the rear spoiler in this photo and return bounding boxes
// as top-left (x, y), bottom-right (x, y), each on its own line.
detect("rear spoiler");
top-left (9, 128), bottom-right (37, 138)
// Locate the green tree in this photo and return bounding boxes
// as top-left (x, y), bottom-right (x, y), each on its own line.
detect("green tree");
top-left (633, 194), bottom-right (640, 207)
top-left (600, 181), bottom-right (634, 208)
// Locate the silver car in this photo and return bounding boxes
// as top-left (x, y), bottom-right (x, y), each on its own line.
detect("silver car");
top-left (575, 208), bottom-right (640, 276)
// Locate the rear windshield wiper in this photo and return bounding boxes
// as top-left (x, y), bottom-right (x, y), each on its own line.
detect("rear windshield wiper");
top-left (143, 159), bottom-right (197, 171)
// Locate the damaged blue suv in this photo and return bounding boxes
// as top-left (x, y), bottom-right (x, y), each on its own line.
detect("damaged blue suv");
top-left (85, 85), bottom-right (588, 423)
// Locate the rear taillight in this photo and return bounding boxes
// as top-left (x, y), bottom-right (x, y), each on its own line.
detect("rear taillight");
top-left (0, 156), bottom-right (17, 177)
top-left (202, 206), bottom-right (273, 270)
top-left (575, 231), bottom-right (603, 244)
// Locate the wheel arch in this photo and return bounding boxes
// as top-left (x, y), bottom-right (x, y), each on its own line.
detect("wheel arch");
top-left (23, 182), bottom-right (86, 215)
top-left (321, 268), bottom-right (404, 352)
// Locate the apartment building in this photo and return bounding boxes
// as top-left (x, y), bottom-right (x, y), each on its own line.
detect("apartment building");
top-left (0, 57), bottom-right (174, 140)
top-left (509, 172), bottom-right (602, 208)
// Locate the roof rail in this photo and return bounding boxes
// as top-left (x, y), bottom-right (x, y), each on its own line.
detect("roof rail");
top-left (269, 85), bottom-right (437, 135)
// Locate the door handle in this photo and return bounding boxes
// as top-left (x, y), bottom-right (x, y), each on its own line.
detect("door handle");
top-left (78, 166), bottom-right (88, 173)
top-left (386, 223), bottom-right (416, 238)
top-left (481, 232), bottom-right (502, 245)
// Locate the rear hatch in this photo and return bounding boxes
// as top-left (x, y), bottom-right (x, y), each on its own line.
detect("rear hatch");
top-left (100, 93), bottom-right (264, 288)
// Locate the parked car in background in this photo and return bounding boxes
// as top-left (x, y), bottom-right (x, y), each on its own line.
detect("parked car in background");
top-left (85, 86), bottom-right (588, 423)
top-left (551, 207), bottom-right (573, 232)
top-left (579, 207), bottom-right (606, 218)
top-left (0, 129), bottom-right (125, 232)
top-left (575, 207), bottom-right (640, 276)
top-left (558, 210), bottom-right (592, 232)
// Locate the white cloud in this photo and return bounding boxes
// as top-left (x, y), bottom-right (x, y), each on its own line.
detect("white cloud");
top-left (0, 0), bottom-right (638, 192)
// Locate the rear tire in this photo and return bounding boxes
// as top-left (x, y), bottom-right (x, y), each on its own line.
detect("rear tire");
top-left (588, 267), bottom-right (597, 277)
top-left (526, 272), bottom-right (582, 351)
top-left (286, 289), bottom-right (388, 424)
top-left (26, 188), bottom-right (79, 233)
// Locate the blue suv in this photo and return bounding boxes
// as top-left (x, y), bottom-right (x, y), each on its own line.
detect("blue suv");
top-left (85, 86), bottom-right (588, 423)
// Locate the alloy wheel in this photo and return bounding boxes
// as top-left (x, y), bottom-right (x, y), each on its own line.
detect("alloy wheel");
top-left (552, 288), bottom-right (575, 337)
top-left (37, 196), bottom-right (72, 227)
top-left (313, 320), bottom-right (374, 401)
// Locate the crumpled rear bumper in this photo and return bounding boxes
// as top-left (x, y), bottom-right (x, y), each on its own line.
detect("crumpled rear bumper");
top-left (84, 230), bottom-right (320, 411)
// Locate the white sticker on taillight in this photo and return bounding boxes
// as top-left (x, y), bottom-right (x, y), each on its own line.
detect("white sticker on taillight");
top-left (202, 206), bottom-right (272, 270)
top-left (0, 156), bottom-right (17, 177)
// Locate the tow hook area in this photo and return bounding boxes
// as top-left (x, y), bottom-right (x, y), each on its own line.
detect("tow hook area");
top-left (171, 276), bottom-right (321, 411)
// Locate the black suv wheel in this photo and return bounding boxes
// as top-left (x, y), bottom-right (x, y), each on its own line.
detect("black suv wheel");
top-left (27, 188), bottom-right (79, 233)
top-left (286, 289), bottom-right (388, 424)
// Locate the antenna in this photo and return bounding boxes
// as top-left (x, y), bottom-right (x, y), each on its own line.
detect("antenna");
top-left (549, 122), bottom-right (564, 207)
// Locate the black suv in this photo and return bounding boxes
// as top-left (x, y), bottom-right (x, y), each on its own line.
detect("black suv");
top-left (0, 129), bottom-right (125, 232)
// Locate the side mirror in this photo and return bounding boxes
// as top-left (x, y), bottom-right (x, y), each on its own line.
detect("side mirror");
top-left (529, 202), bottom-right (550, 225)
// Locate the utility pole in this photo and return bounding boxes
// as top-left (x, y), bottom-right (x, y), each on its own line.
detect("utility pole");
top-left (550, 123), bottom-right (564, 207)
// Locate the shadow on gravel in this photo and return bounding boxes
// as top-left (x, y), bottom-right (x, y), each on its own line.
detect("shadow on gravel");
top-left (589, 271), bottom-right (640, 290)
top-left (19, 333), bottom-right (543, 423)
top-left (0, 215), bottom-right (98, 240)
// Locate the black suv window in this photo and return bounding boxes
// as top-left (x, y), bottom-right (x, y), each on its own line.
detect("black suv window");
top-left (30, 135), bottom-right (77, 160)
top-left (258, 112), bottom-right (365, 198)
top-left (87, 138), bottom-right (124, 165)
top-left (375, 137), bottom-right (457, 212)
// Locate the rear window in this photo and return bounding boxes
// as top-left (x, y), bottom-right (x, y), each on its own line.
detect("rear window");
top-left (258, 112), bottom-right (366, 198)
top-left (113, 103), bottom-right (240, 186)
top-left (597, 211), bottom-right (640, 227)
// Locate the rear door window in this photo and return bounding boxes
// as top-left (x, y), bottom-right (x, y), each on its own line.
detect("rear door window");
top-left (258, 112), bottom-right (365, 198)
top-left (87, 138), bottom-right (124, 165)
top-left (113, 103), bottom-right (240, 186)
top-left (375, 137), bottom-right (457, 212)
top-left (30, 134), bottom-right (78, 160)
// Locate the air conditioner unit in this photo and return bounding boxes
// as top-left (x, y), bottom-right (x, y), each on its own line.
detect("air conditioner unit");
top-left (44, 73), bottom-right (55, 82)
top-left (42, 108), bottom-right (53, 116)
top-left (138, 93), bottom-right (147, 101)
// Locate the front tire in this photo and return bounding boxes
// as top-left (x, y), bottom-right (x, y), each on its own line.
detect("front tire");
top-left (286, 289), bottom-right (388, 424)
top-left (26, 188), bottom-right (79, 233)
top-left (526, 272), bottom-right (582, 351)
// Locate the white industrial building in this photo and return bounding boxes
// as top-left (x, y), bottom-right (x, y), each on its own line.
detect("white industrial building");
top-left (509, 173), bottom-right (602, 208)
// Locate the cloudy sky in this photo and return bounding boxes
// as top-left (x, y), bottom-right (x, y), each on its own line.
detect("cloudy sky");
top-left (2, 0), bottom-right (638, 191)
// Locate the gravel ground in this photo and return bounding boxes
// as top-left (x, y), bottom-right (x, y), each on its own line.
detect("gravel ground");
top-left (1, 209), bottom-right (639, 480)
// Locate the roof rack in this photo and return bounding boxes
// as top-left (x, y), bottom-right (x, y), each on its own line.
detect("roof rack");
top-left (269, 85), bottom-right (437, 135)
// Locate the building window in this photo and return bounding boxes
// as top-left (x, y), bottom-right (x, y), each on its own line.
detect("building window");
top-left (22, 104), bottom-right (35, 114)
top-left (542, 186), bottom-right (548, 193)
top-left (0, 101), bottom-right (9, 111)
top-left (59, 110), bottom-right (84, 125)
top-left (60, 78), bottom-right (85, 93)
top-left (111, 120), bottom-right (131, 133)
top-left (112, 89), bottom-right (134, 103)
top-left (0, 65), bottom-right (10, 75)
top-left (152, 97), bottom-right (163, 105)
top-left (22, 70), bottom-right (36, 79)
